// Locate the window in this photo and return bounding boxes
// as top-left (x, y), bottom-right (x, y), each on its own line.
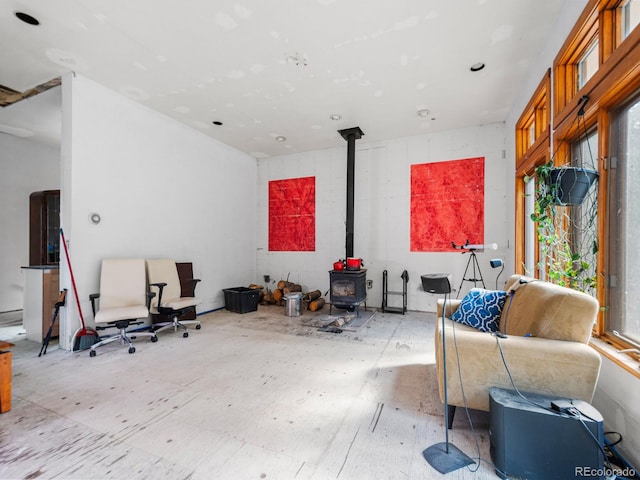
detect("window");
top-left (528, 127), bottom-right (599, 293)
top-left (608, 95), bottom-right (640, 346)
top-left (570, 129), bottom-right (599, 295)
top-left (516, 71), bottom-right (550, 166)
top-left (571, 125), bottom-right (598, 169)
top-left (517, 0), bottom-right (640, 373)
top-left (524, 179), bottom-right (536, 274)
top-left (621, 0), bottom-right (640, 40)
top-left (578, 40), bottom-right (599, 89)
top-left (515, 72), bottom-right (551, 276)
top-left (552, 0), bottom-right (599, 125)
top-left (528, 122), bottom-right (536, 147)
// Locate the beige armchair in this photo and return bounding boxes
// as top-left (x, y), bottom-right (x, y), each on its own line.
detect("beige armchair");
top-left (435, 275), bottom-right (601, 428)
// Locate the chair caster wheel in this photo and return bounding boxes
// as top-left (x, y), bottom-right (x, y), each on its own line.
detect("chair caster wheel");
top-left (195, 324), bottom-right (201, 330)
top-left (151, 336), bottom-right (158, 343)
top-left (183, 332), bottom-right (189, 338)
top-left (128, 347), bottom-right (136, 354)
top-left (89, 350), bottom-right (96, 357)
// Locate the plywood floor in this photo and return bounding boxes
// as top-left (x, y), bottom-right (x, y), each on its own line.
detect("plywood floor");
top-left (1, 305), bottom-right (500, 480)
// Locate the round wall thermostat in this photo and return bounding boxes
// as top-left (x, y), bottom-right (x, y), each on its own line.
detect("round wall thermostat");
top-left (89, 213), bottom-right (101, 224)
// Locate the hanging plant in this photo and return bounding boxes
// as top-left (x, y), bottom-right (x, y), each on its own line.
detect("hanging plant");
top-left (524, 95), bottom-right (600, 294)
top-left (532, 160), bottom-right (598, 207)
top-left (548, 166), bottom-right (598, 206)
top-left (526, 161), bottom-right (598, 294)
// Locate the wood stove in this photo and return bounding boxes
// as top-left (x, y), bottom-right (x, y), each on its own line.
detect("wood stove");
top-left (329, 126), bottom-right (367, 315)
top-left (329, 269), bottom-right (367, 313)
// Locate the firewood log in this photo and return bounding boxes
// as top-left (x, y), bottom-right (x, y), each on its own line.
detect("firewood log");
top-left (308, 297), bottom-right (325, 312)
top-left (283, 284), bottom-right (302, 294)
top-left (273, 288), bottom-right (284, 302)
top-left (277, 280), bottom-right (295, 290)
top-left (303, 290), bottom-right (322, 302)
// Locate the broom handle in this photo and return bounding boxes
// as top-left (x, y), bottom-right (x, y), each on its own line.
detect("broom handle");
top-left (60, 228), bottom-right (86, 328)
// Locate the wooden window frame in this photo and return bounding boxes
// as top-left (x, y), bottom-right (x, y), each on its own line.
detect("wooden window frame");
top-left (554, 0), bottom-right (600, 129)
top-left (516, 0), bottom-right (640, 376)
top-left (515, 72), bottom-right (551, 274)
top-left (516, 71), bottom-right (551, 171)
top-left (604, 0), bottom-right (640, 50)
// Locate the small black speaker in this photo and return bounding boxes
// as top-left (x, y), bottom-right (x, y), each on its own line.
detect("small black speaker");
top-left (421, 274), bottom-right (452, 294)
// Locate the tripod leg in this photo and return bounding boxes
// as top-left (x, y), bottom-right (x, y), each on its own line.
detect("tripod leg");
top-left (472, 254), bottom-right (486, 289)
top-left (457, 254), bottom-right (474, 298)
top-left (472, 254), bottom-right (477, 287)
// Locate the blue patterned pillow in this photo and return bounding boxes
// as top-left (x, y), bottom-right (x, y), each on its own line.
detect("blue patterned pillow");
top-left (450, 288), bottom-right (508, 332)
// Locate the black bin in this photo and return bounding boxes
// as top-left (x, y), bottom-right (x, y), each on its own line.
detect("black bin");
top-left (223, 287), bottom-right (259, 314)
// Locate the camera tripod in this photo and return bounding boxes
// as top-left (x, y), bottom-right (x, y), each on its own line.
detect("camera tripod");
top-left (456, 248), bottom-right (486, 297)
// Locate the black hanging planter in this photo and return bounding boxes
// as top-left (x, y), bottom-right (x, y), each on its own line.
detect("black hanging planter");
top-left (549, 167), bottom-right (598, 206)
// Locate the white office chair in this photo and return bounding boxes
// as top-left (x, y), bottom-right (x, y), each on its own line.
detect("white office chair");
top-left (146, 259), bottom-right (201, 337)
top-left (89, 258), bottom-right (157, 357)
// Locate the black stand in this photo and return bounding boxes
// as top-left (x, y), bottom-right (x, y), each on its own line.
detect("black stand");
top-left (423, 441), bottom-right (474, 474)
top-left (382, 269), bottom-right (408, 314)
top-left (420, 274), bottom-right (474, 474)
top-left (456, 249), bottom-right (486, 298)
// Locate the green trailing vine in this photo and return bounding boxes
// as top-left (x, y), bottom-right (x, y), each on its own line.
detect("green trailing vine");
top-left (526, 160), bottom-right (598, 294)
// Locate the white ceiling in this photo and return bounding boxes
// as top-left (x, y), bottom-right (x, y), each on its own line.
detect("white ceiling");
top-left (0, 0), bottom-right (568, 157)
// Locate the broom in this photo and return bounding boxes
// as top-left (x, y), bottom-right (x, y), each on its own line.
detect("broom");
top-left (61, 228), bottom-right (100, 351)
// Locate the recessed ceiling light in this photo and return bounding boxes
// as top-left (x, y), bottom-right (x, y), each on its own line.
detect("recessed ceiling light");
top-left (15, 11), bottom-right (39, 25)
top-left (470, 62), bottom-right (485, 72)
top-left (275, 135), bottom-right (287, 142)
top-left (417, 109), bottom-right (430, 118)
top-left (212, 121), bottom-right (223, 126)
top-left (329, 114), bottom-right (342, 121)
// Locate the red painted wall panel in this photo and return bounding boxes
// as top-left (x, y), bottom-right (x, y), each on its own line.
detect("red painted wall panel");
top-left (410, 157), bottom-right (484, 252)
top-left (269, 176), bottom-right (316, 251)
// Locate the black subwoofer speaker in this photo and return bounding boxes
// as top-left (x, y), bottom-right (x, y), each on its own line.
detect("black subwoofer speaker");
top-left (489, 387), bottom-right (604, 480)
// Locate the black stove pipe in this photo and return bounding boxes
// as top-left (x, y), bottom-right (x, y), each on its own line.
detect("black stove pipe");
top-left (338, 127), bottom-right (364, 259)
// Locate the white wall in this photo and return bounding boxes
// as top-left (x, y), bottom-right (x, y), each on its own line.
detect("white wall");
top-left (0, 134), bottom-right (60, 311)
top-left (256, 123), bottom-right (508, 312)
top-left (58, 74), bottom-right (257, 349)
top-left (592, 358), bottom-right (640, 469)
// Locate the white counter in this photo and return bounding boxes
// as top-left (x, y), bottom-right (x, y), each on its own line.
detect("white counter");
top-left (22, 266), bottom-right (59, 342)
